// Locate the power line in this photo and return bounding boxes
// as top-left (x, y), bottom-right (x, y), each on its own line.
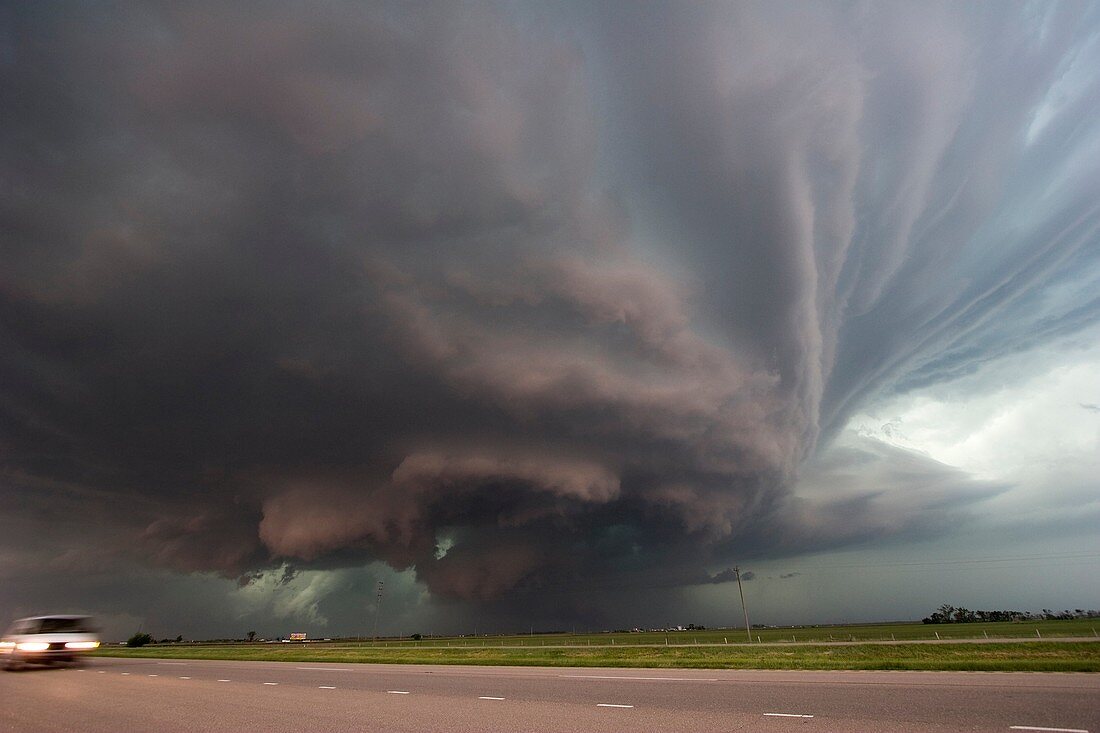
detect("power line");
top-left (734, 566), bottom-right (750, 643)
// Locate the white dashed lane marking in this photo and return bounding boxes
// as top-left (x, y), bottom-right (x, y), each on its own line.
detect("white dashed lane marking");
top-left (562, 674), bottom-right (717, 682)
top-left (387, 690), bottom-right (411, 694)
top-left (596, 703), bottom-right (634, 708)
top-left (318, 686), bottom-right (337, 689)
top-left (262, 682), bottom-right (278, 686)
top-left (764, 713), bottom-right (814, 719)
top-left (179, 676), bottom-right (191, 680)
top-left (217, 679), bottom-right (230, 682)
top-left (478, 696), bottom-right (505, 700)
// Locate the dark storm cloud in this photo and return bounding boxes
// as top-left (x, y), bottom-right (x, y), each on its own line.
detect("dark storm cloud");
top-left (595, 1), bottom-right (1100, 444)
top-left (2, 0), bottom-right (1099, 623)
top-left (706, 568), bottom-right (752, 584)
top-left (707, 568), bottom-right (738, 584)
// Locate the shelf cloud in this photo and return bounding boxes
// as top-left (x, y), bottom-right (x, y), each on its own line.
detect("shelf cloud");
top-left (2, 1), bottom-right (1098, 628)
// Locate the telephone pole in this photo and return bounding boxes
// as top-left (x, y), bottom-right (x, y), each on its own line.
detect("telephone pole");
top-left (371, 581), bottom-right (384, 646)
top-left (735, 566), bottom-right (751, 642)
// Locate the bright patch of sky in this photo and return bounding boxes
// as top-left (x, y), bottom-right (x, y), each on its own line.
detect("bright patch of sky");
top-left (851, 330), bottom-right (1100, 529)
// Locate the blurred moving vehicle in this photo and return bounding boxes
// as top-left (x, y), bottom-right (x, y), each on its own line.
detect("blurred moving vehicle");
top-left (1, 615), bottom-right (100, 670)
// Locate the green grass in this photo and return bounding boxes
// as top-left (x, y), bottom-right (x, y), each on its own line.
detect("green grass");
top-left (93, 642), bottom-right (1100, 672)
top-left (385, 617), bottom-right (1098, 646)
top-left (92, 619), bottom-right (1100, 672)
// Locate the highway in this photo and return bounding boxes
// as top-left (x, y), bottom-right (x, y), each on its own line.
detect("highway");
top-left (1, 658), bottom-right (1097, 732)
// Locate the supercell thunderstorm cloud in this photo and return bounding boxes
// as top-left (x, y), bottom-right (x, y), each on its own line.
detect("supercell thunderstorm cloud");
top-left (2, 2), bottom-right (1099, 636)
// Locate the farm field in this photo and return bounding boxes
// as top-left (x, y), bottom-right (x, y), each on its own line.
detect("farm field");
top-left (93, 619), bottom-right (1100, 672)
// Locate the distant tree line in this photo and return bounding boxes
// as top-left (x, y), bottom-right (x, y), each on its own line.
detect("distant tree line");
top-left (922, 604), bottom-right (1100, 624)
top-left (126, 632), bottom-right (152, 647)
top-left (125, 632), bottom-right (270, 645)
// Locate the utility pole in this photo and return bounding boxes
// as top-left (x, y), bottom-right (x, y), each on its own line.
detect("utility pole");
top-left (735, 566), bottom-right (751, 642)
top-left (371, 581), bottom-right (384, 646)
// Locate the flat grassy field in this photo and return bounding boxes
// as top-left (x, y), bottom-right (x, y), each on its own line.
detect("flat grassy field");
top-left (93, 620), bottom-right (1100, 672)
top-left (388, 617), bottom-right (1097, 645)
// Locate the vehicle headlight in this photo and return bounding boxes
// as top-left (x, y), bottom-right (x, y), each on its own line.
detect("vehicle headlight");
top-left (16, 642), bottom-right (50, 652)
top-left (64, 641), bottom-right (99, 650)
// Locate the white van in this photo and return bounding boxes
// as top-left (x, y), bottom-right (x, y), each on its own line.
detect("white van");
top-left (1, 615), bottom-right (100, 670)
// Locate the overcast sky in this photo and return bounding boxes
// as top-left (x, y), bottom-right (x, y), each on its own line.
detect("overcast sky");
top-left (2, 1), bottom-right (1098, 640)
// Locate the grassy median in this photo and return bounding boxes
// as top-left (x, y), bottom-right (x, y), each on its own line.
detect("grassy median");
top-left (94, 639), bottom-right (1100, 672)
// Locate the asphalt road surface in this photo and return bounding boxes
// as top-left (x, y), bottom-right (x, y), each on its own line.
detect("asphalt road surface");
top-left (1, 658), bottom-right (1097, 732)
